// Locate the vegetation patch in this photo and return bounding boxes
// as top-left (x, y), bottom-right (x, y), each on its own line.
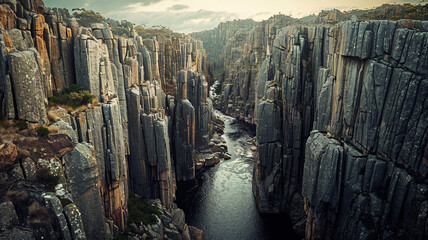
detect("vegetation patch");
top-left (358, 4), bottom-right (428, 21)
top-left (127, 193), bottom-right (161, 226)
top-left (111, 26), bottom-right (131, 37)
top-left (135, 25), bottom-right (181, 38)
top-left (36, 167), bottom-right (60, 191)
top-left (14, 120), bottom-right (28, 131)
top-left (36, 126), bottom-right (50, 137)
top-left (48, 84), bottom-right (95, 110)
top-left (5, 190), bottom-right (54, 227)
top-left (0, 118), bottom-right (12, 129)
top-left (72, 9), bottom-right (106, 27)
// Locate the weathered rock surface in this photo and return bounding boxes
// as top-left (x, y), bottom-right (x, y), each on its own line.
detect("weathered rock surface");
top-left (303, 131), bottom-right (428, 239)
top-left (124, 199), bottom-right (204, 240)
top-left (0, 202), bottom-right (19, 231)
top-left (192, 15), bottom-right (294, 123)
top-left (174, 69), bottom-right (214, 181)
top-left (195, 14), bottom-right (428, 239)
top-left (63, 143), bottom-right (109, 240)
top-left (250, 20), bottom-right (428, 239)
top-left (0, 1), bottom-right (215, 239)
top-left (0, 141), bottom-right (18, 170)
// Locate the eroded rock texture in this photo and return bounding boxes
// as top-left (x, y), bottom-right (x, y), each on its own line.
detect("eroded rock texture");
top-left (192, 14), bottom-right (294, 123)
top-left (174, 69), bottom-right (213, 181)
top-left (252, 20), bottom-right (428, 238)
top-left (0, 1), bottom-right (214, 239)
top-left (193, 15), bottom-right (428, 238)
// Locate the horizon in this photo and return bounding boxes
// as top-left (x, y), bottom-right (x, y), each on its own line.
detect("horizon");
top-left (44, 0), bottom-right (423, 33)
top-left (44, 0), bottom-right (424, 34)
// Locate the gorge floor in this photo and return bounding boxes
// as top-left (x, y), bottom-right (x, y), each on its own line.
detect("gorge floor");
top-left (176, 110), bottom-right (297, 240)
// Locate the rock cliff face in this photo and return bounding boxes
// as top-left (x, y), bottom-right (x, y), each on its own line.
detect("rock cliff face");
top-left (0, 0), bottom-right (212, 239)
top-left (193, 15), bottom-right (428, 238)
top-left (192, 15), bottom-right (294, 123)
top-left (174, 70), bottom-right (213, 181)
top-left (252, 20), bottom-right (428, 238)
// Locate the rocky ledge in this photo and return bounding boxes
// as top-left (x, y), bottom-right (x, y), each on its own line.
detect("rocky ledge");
top-left (123, 199), bottom-right (204, 240)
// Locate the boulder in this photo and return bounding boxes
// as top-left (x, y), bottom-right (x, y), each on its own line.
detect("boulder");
top-left (188, 226), bottom-right (204, 240)
top-left (172, 209), bottom-right (185, 233)
top-left (63, 143), bottom-right (108, 240)
top-left (7, 49), bottom-right (47, 123)
top-left (0, 141), bottom-right (18, 170)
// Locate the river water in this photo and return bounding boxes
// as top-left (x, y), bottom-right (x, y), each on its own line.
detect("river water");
top-left (176, 110), bottom-right (297, 240)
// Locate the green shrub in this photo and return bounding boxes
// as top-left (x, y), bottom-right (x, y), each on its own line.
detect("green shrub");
top-left (111, 26), bottom-right (131, 37)
top-left (72, 9), bottom-right (106, 27)
top-left (15, 120), bottom-right (28, 131)
top-left (37, 126), bottom-right (50, 137)
top-left (48, 84), bottom-right (95, 109)
top-left (135, 25), bottom-right (180, 38)
top-left (294, 40), bottom-right (300, 46)
top-left (36, 167), bottom-right (60, 190)
top-left (127, 193), bottom-right (161, 225)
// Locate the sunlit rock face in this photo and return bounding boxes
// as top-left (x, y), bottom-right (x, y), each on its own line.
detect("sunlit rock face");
top-left (0, 1), bottom-right (214, 239)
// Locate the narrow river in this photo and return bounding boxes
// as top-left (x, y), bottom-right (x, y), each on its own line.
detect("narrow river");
top-left (176, 109), bottom-right (297, 240)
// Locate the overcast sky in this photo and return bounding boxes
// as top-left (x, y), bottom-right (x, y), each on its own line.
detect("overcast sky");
top-left (44, 0), bottom-right (422, 33)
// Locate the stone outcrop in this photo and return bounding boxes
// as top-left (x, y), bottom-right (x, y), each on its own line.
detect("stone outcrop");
top-left (126, 82), bottom-right (174, 209)
top-left (124, 199), bottom-right (204, 240)
top-left (174, 69), bottom-right (213, 181)
top-left (191, 19), bottom-right (257, 70)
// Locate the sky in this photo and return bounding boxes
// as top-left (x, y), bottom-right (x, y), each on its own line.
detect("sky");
top-left (44, 0), bottom-right (422, 33)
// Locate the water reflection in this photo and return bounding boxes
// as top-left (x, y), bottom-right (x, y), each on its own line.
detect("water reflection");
top-left (176, 110), bottom-right (297, 240)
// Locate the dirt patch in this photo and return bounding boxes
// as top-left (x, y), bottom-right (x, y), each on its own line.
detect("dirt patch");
top-left (0, 126), bottom-right (75, 162)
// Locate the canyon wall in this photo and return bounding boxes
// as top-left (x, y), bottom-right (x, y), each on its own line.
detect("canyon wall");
top-left (0, 0), bottom-right (212, 239)
top-left (255, 20), bottom-right (428, 239)
top-left (192, 14), bottom-right (295, 123)
top-left (194, 16), bottom-right (428, 239)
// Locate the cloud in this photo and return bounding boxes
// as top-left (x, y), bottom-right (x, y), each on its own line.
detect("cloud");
top-left (44, 0), bottom-right (165, 13)
top-left (110, 9), bottom-right (239, 33)
top-left (167, 4), bottom-right (190, 11)
top-left (44, 0), bottom-right (239, 33)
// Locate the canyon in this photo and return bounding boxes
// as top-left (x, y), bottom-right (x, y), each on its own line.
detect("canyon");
top-left (195, 12), bottom-right (428, 239)
top-left (0, 0), bottom-right (427, 239)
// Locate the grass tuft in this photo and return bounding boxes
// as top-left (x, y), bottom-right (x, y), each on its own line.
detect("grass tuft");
top-left (14, 120), bottom-right (28, 131)
top-left (36, 127), bottom-right (50, 137)
top-left (127, 193), bottom-right (161, 226)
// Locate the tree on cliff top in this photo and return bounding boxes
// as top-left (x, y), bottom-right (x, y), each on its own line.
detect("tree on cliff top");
top-left (72, 9), bottom-right (106, 27)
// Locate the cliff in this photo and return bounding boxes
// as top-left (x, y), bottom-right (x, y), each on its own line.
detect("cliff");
top-left (253, 20), bottom-right (427, 238)
top-left (192, 14), bottom-right (295, 123)
top-left (192, 11), bottom-right (428, 239)
top-left (0, 0), bottom-right (213, 239)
